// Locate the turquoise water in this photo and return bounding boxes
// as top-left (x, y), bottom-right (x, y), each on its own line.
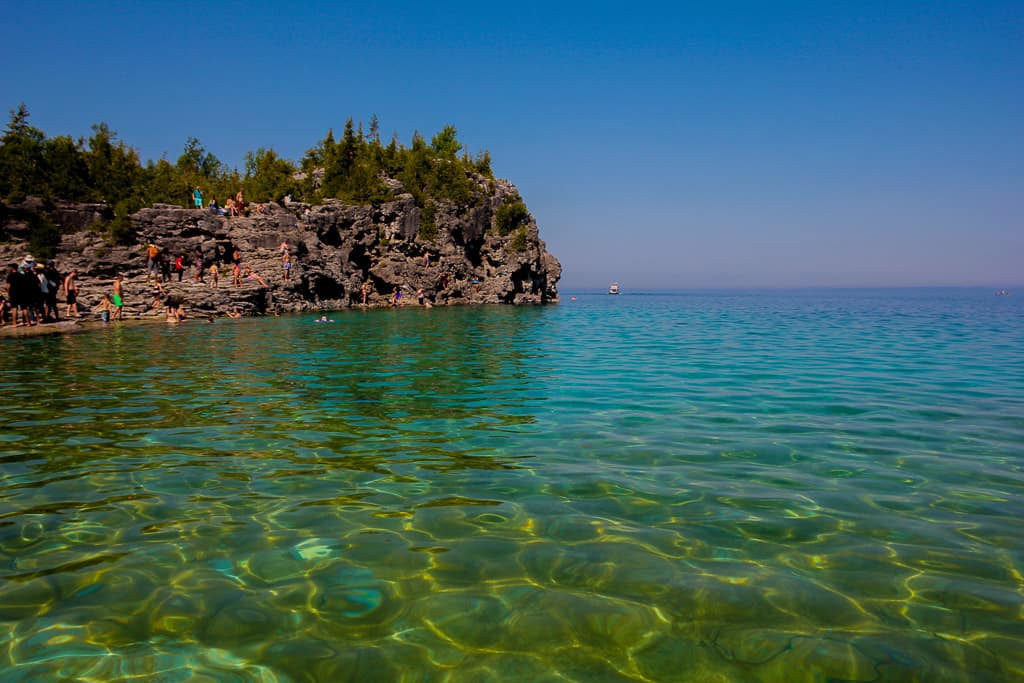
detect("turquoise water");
top-left (1, 288), bottom-right (1022, 682)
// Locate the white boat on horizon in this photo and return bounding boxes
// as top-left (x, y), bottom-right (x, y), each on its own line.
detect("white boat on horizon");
top-left (609, 281), bottom-right (620, 295)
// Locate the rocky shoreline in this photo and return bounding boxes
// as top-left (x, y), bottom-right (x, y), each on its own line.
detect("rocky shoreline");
top-left (1, 178), bottom-right (561, 321)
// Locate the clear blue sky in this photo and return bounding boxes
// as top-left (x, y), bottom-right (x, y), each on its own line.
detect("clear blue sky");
top-left (2, 1), bottom-right (1021, 288)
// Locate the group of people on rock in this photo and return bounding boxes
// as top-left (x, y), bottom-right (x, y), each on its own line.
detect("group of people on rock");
top-left (2, 256), bottom-right (79, 327)
top-left (2, 239), bottom-right (282, 327)
top-left (195, 187), bottom-right (269, 218)
top-left (166, 243), bottom-right (280, 288)
top-left (141, 241), bottom-right (280, 290)
top-left (5, 234), bottom-right (488, 328)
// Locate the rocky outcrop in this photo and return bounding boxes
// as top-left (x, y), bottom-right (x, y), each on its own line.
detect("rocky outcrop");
top-left (0, 179), bottom-right (561, 319)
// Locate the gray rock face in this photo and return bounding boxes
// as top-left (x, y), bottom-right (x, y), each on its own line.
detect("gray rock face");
top-left (0, 180), bottom-right (560, 319)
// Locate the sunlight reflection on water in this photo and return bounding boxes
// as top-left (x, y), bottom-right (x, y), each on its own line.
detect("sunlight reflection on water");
top-left (1, 290), bottom-right (1023, 681)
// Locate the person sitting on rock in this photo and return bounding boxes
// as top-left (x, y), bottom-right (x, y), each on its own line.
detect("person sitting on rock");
top-left (148, 280), bottom-right (166, 311)
top-left (243, 267), bottom-right (267, 287)
top-left (98, 294), bottom-right (113, 323)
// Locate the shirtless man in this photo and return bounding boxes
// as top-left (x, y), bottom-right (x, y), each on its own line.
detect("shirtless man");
top-left (112, 275), bottom-right (124, 320)
top-left (62, 270), bottom-right (79, 317)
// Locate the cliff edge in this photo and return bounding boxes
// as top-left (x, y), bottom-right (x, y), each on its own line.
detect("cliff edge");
top-left (0, 178), bottom-right (561, 318)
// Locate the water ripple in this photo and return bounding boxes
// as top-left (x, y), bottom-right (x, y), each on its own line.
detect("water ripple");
top-left (1, 290), bottom-right (1022, 681)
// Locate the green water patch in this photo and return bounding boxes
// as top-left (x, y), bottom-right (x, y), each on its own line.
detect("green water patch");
top-left (1, 292), bottom-right (1023, 681)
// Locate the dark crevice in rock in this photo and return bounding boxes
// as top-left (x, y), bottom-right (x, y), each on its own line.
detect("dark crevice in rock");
top-left (309, 274), bottom-right (344, 302)
top-left (349, 243), bottom-right (372, 275)
top-left (319, 225), bottom-right (343, 247)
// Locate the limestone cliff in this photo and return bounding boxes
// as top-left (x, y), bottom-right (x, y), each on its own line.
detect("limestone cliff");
top-left (0, 178), bottom-right (561, 318)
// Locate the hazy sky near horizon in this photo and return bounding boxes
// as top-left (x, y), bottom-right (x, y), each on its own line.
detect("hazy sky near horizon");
top-left (2, 1), bottom-right (1020, 289)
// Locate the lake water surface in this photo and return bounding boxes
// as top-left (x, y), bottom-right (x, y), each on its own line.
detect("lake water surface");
top-left (1, 289), bottom-right (1022, 681)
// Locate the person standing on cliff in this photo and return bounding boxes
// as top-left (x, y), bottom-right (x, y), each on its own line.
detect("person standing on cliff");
top-left (361, 280), bottom-right (370, 306)
top-left (193, 247), bottom-right (204, 283)
top-left (193, 186), bottom-right (203, 210)
top-left (282, 251), bottom-right (291, 281)
top-left (6, 263), bottom-right (28, 326)
top-left (35, 264), bottom-right (50, 323)
top-left (160, 251), bottom-right (171, 282)
top-left (22, 259), bottom-right (42, 324)
top-left (235, 189), bottom-right (244, 216)
top-left (232, 248), bottom-right (242, 287)
top-left (146, 243), bottom-right (160, 280)
top-left (63, 269), bottom-right (79, 317)
top-left (112, 275), bottom-right (124, 320)
top-left (41, 260), bottom-right (60, 322)
top-left (174, 254), bottom-right (185, 282)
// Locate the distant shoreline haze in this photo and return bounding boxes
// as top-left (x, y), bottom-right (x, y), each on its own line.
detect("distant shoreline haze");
top-left (562, 282), bottom-right (1023, 292)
